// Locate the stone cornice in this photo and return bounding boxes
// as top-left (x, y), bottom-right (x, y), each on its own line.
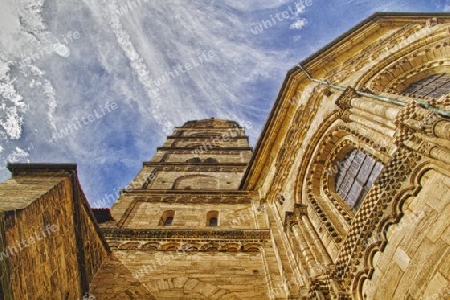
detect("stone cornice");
top-left (141, 164), bottom-right (247, 173)
top-left (102, 228), bottom-right (270, 241)
top-left (157, 147), bottom-right (253, 151)
top-left (7, 163), bottom-right (77, 177)
top-left (155, 150), bottom-right (251, 156)
top-left (122, 190), bottom-right (255, 204)
top-left (166, 136), bottom-right (249, 140)
top-left (127, 189), bottom-right (254, 195)
top-left (143, 162), bottom-right (248, 167)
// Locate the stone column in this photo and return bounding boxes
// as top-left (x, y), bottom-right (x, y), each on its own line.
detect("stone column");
top-left (434, 120), bottom-right (450, 140)
top-left (335, 87), bottom-right (401, 122)
top-left (350, 97), bottom-right (400, 121)
top-left (301, 215), bottom-right (333, 268)
top-left (286, 224), bottom-right (308, 277)
top-left (291, 223), bottom-right (319, 277)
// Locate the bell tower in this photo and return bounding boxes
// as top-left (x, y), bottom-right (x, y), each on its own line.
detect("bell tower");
top-left (94, 119), bottom-right (272, 299)
top-left (109, 118), bottom-right (253, 224)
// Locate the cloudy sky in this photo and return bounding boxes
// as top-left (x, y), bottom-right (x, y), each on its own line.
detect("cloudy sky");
top-left (0, 0), bottom-right (448, 207)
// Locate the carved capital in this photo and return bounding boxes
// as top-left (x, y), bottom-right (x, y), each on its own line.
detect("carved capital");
top-left (335, 87), bottom-right (358, 110)
top-left (425, 17), bottom-right (438, 27)
top-left (284, 211), bottom-right (297, 230)
top-left (340, 110), bottom-right (352, 123)
top-left (417, 141), bottom-right (436, 157)
top-left (293, 203), bottom-right (308, 218)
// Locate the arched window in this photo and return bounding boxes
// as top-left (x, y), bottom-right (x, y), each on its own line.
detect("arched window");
top-left (203, 157), bottom-right (219, 164)
top-left (335, 150), bottom-right (384, 209)
top-left (402, 73), bottom-right (450, 98)
top-left (209, 217), bottom-right (218, 226)
top-left (172, 175), bottom-right (219, 190)
top-left (186, 157), bottom-right (201, 163)
top-left (160, 210), bottom-right (175, 226)
top-left (206, 211), bottom-right (219, 227)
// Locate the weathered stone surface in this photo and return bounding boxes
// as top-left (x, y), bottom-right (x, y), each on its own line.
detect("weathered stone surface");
top-left (0, 165), bottom-right (109, 299)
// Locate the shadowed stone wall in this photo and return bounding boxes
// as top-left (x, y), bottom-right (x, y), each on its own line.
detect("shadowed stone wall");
top-left (0, 165), bottom-right (109, 299)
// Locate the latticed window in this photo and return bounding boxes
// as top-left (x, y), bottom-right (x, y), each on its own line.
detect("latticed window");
top-left (402, 73), bottom-right (450, 98)
top-left (335, 150), bottom-right (384, 209)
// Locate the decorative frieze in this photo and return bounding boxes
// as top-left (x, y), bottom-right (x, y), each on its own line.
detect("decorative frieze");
top-left (102, 228), bottom-right (270, 242)
top-left (108, 240), bottom-right (265, 252)
top-left (141, 164), bottom-right (247, 173)
top-left (123, 192), bottom-right (254, 204)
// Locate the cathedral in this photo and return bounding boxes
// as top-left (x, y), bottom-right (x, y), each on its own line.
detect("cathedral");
top-left (0, 12), bottom-right (449, 299)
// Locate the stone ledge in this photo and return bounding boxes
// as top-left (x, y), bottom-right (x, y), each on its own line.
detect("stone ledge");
top-left (102, 228), bottom-right (271, 240)
top-left (124, 195), bottom-right (255, 205)
top-left (143, 162), bottom-right (249, 167)
top-left (141, 164), bottom-right (247, 172)
top-left (157, 147), bottom-right (253, 151)
top-left (107, 239), bottom-right (266, 252)
top-left (7, 163), bottom-right (77, 177)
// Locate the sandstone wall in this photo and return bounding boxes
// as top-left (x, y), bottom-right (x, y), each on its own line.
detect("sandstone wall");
top-left (0, 166), bottom-right (110, 299)
top-left (362, 168), bottom-right (450, 299)
top-left (78, 187), bottom-right (111, 286)
top-left (122, 202), bottom-right (258, 229)
top-left (148, 171), bottom-right (244, 190)
top-left (90, 250), bottom-right (270, 300)
top-left (0, 176), bottom-right (81, 299)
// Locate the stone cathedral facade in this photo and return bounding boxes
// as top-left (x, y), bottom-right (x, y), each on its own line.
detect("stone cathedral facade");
top-left (0, 12), bottom-right (449, 300)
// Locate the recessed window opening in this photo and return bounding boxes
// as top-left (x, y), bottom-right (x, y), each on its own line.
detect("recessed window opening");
top-left (209, 217), bottom-right (218, 227)
top-left (335, 150), bottom-right (384, 209)
top-left (160, 210), bottom-right (175, 226)
top-left (207, 211), bottom-right (219, 227)
top-left (402, 73), bottom-right (450, 98)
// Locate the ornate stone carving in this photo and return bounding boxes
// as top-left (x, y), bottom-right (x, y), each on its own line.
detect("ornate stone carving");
top-left (334, 147), bottom-right (420, 293)
top-left (111, 240), bottom-right (262, 252)
top-left (335, 87), bottom-right (358, 110)
top-left (143, 165), bottom-right (247, 173)
top-left (102, 228), bottom-right (270, 240)
top-left (129, 193), bottom-right (254, 204)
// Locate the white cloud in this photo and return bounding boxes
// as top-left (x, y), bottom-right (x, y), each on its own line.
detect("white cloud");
top-left (7, 147), bottom-right (29, 163)
top-left (0, 65), bottom-right (27, 139)
top-left (290, 18), bottom-right (308, 30)
top-left (221, 0), bottom-right (292, 11)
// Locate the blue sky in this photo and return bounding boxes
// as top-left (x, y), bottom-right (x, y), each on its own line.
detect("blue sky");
top-left (0, 0), bottom-right (448, 207)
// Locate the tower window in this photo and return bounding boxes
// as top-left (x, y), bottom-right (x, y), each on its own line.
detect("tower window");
top-left (203, 157), bottom-right (219, 164)
top-left (186, 157), bottom-right (201, 163)
top-left (334, 150), bottom-right (384, 209)
top-left (206, 211), bottom-right (219, 227)
top-left (160, 210), bottom-right (175, 226)
top-left (209, 217), bottom-right (218, 227)
top-left (164, 217), bottom-right (173, 226)
top-left (402, 73), bottom-right (450, 98)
